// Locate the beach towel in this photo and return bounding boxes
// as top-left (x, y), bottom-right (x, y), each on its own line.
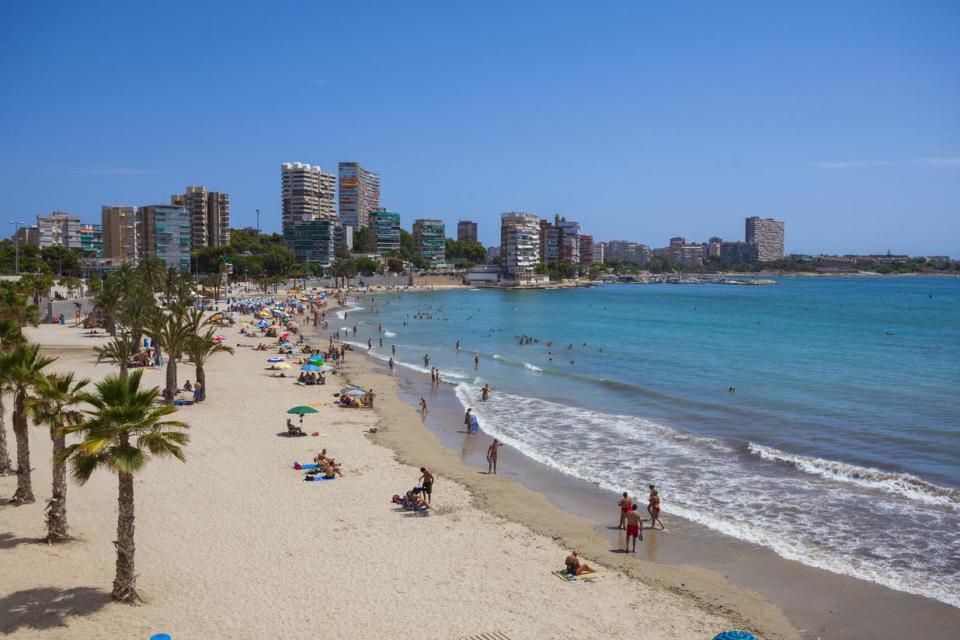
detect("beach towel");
top-left (293, 463), bottom-right (320, 470)
top-left (551, 570), bottom-right (603, 582)
top-left (305, 475), bottom-right (336, 482)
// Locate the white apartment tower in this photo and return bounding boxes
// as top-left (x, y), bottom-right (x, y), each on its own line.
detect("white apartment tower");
top-left (500, 212), bottom-right (541, 281)
top-left (338, 162), bottom-right (381, 229)
top-left (281, 162), bottom-right (336, 233)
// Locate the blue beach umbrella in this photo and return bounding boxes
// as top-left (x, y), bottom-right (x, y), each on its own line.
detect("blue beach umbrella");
top-left (300, 364), bottom-right (321, 372)
top-left (267, 357), bottom-right (285, 363)
top-left (713, 632), bottom-right (758, 640)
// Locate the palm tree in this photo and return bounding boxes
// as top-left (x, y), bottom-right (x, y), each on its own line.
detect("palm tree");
top-left (94, 332), bottom-right (136, 380)
top-left (4, 343), bottom-right (56, 504)
top-left (145, 306), bottom-right (195, 403)
top-left (95, 279), bottom-right (123, 336)
top-left (183, 328), bottom-right (233, 401)
top-left (60, 370), bottom-right (188, 603)
top-left (0, 356), bottom-right (15, 477)
top-left (0, 281), bottom-right (40, 330)
top-left (117, 284), bottom-right (156, 355)
top-left (20, 272), bottom-right (55, 306)
top-left (28, 372), bottom-right (88, 542)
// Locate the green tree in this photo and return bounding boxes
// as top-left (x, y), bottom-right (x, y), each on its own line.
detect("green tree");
top-left (146, 306), bottom-right (196, 403)
top-left (60, 370), bottom-right (188, 603)
top-left (94, 332), bottom-right (137, 380)
top-left (386, 256), bottom-right (406, 273)
top-left (352, 227), bottom-right (372, 254)
top-left (28, 372), bottom-right (88, 541)
top-left (183, 327), bottom-right (234, 400)
top-left (354, 257), bottom-right (380, 276)
top-left (330, 258), bottom-right (357, 288)
top-left (3, 343), bottom-right (56, 503)
top-left (20, 272), bottom-right (55, 305)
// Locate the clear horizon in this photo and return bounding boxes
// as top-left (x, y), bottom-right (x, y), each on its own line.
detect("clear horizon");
top-left (1, 1), bottom-right (957, 256)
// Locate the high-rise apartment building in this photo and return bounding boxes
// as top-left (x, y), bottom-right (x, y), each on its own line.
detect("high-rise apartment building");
top-left (171, 186), bottom-right (231, 249)
top-left (579, 235), bottom-right (594, 267)
top-left (745, 216), bottom-right (785, 262)
top-left (591, 241), bottom-right (605, 264)
top-left (720, 241), bottom-right (759, 265)
top-left (539, 215), bottom-right (581, 266)
top-left (284, 219), bottom-right (336, 265)
top-left (281, 162), bottom-right (336, 234)
top-left (36, 211), bottom-right (82, 248)
top-left (78, 224), bottom-right (103, 259)
top-left (101, 206), bottom-right (139, 264)
top-left (14, 225), bottom-right (39, 246)
top-left (338, 162), bottom-right (380, 229)
top-left (413, 219), bottom-right (446, 265)
top-left (667, 237), bottom-right (705, 268)
top-left (137, 205), bottom-right (192, 272)
top-left (369, 210), bottom-right (401, 255)
top-left (500, 212), bottom-right (541, 281)
top-left (457, 220), bottom-right (478, 243)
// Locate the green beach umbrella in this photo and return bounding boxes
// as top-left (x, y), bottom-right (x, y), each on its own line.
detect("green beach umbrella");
top-left (287, 405), bottom-right (319, 415)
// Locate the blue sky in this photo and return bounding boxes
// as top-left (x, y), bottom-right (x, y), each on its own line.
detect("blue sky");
top-left (1, 1), bottom-right (957, 256)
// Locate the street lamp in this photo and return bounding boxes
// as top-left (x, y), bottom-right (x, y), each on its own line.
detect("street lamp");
top-left (256, 208), bottom-right (261, 238)
top-left (9, 220), bottom-right (24, 275)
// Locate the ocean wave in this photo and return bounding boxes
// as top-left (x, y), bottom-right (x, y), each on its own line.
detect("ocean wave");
top-left (524, 362), bottom-right (543, 372)
top-left (384, 331), bottom-right (397, 337)
top-left (748, 443), bottom-right (960, 507)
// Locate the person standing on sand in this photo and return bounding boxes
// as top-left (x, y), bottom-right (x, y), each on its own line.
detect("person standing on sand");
top-left (419, 397), bottom-right (428, 415)
top-left (464, 408), bottom-right (473, 432)
top-left (624, 504), bottom-right (643, 551)
top-left (647, 485), bottom-right (664, 529)
top-left (618, 492), bottom-right (631, 529)
top-left (389, 357), bottom-right (395, 373)
top-left (419, 467), bottom-right (434, 505)
top-left (487, 439), bottom-right (502, 474)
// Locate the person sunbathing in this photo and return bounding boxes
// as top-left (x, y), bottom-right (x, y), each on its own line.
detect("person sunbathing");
top-left (324, 462), bottom-right (343, 479)
top-left (564, 552), bottom-right (594, 576)
top-left (313, 449), bottom-right (330, 465)
top-left (286, 418), bottom-right (303, 435)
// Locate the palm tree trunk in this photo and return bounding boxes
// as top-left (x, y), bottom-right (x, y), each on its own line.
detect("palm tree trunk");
top-left (112, 470), bottom-right (140, 603)
top-left (164, 357), bottom-right (177, 404)
top-left (11, 388), bottom-right (34, 504)
top-left (46, 426), bottom-right (68, 542)
top-left (195, 365), bottom-right (206, 402)
top-left (120, 358), bottom-right (129, 380)
top-left (0, 399), bottom-right (14, 476)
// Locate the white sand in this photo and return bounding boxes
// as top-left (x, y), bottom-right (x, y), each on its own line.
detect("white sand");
top-left (1, 320), bottom-right (741, 639)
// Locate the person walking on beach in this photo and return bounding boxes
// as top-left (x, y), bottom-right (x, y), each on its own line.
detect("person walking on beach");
top-left (388, 357), bottom-right (395, 373)
top-left (647, 485), bottom-right (664, 529)
top-left (464, 408), bottom-right (473, 432)
top-left (624, 504), bottom-right (643, 551)
top-left (419, 397), bottom-right (428, 415)
top-left (487, 438), bottom-right (502, 474)
top-left (419, 467), bottom-right (434, 505)
top-left (618, 492), bottom-right (632, 529)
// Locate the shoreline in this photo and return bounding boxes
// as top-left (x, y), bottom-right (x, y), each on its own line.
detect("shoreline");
top-left (341, 288), bottom-right (960, 640)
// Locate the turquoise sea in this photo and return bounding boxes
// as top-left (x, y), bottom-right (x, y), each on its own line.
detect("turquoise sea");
top-left (343, 277), bottom-right (960, 607)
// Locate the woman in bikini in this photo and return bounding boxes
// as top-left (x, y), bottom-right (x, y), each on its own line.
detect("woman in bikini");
top-left (647, 484), bottom-right (664, 529)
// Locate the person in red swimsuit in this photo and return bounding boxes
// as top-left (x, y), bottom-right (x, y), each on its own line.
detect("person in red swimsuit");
top-left (648, 484), bottom-right (664, 530)
top-left (618, 491), bottom-right (631, 529)
top-left (624, 504), bottom-right (643, 552)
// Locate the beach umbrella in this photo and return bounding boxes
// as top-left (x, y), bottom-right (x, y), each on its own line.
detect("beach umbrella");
top-left (258, 310), bottom-right (270, 318)
top-left (713, 632), bottom-right (758, 640)
top-left (340, 387), bottom-right (366, 397)
top-left (267, 357), bottom-right (285, 363)
top-left (287, 404), bottom-right (318, 428)
top-left (300, 364), bottom-right (321, 372)
top-left (272, 362), bottom-right (291, 370)
top-left (280, 332), bottom-right (291, 338)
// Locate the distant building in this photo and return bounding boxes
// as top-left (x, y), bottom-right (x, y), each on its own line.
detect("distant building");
top-left (101, 206), bottom-right (139, 264)
top-left (667, 237), bottom-right (705, 268)
top-left (137, 205), bottom-right (192, 272)
top-left (745, 216), bottom-right (785, 262)
top-left (555, 216), bottom-right (581, 266)
top-left (625, 243), bottom-right (651, 266)
top-left (370, 209), bottom-right (401, 255)
top-left (78, 224), bottom-right (103, 259)
top-left (171, 186), bottom-right (231, 250)
top-left (707, 236), bottom-right (723, 259)
top-left (338, 162), bottom-right (380, 229)
top-left (487, 246), bottom-right (500, 260)
top-left (36, 211), bottom-right (82, 248)
top-left (607, 240), bottom-right (634, 262)
top-left (284, 219), bottom-right (335, 265)
top-left (500, 212), bottom-right (541, 281)
top-left (591, 241), bottom-right (605, 264)
top-left (457, 220), bottom-right (478, 243)
top-left (579, 234), bottom-right (594, 267)
top-left (413, 219), bottom-right (446, 265)
top-left (14, 225), bottom-right (39, 246)
top-left (720, 241), bottom-right (759, 265)
top-left (334, 224), bottom-right (354, 255)
top-left (281, 162), bottom-right (336, 235)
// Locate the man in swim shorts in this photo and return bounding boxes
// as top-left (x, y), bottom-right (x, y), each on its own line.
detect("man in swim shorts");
top-left (419, 467), bottom-right (435, 505)
top-left (624, 504), bottom-right (643, 552)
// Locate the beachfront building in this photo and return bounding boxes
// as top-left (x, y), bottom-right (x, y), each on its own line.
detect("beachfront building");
top-left (137, 205), bottom-right (192, 272)
top-left (101, 206), bottom-right (139, 264)
top-left (720, 241), bottom-right (759, 265)
top-left (667, 237), bottom-right (705, 268)
top-left (607, 240), bottom-right (633, 261)
top-left (745, 216), bottom-right (785, 262)
top-left (284, 219), bottom-right (336, 265)
top-left (500, 212), bottom-right (541, 282)
top-left (338, 162), bottom-right (380, 229)
top-left (36, 211), bottom-right (82, 248)
top-left (13, 225), bottom-right (39, 246)
top-left (413, 219), bottom-right (446, 266)
top-left (370, 209), bottom-right (401, 255)
top-left (579, 235), bottom-right (594, 267)
top-left (591, 240), bottom-right (604, 264)
top-left (457, 219), bottom-right (478, 243)
top-left (281, 162), bottom-right (336, 235)
top-left (171, 186), bottom-right (231, 250)
top-left (78, 223), bottom-right (103, 259)
top-left (334, 224), bottom-right (354, 255)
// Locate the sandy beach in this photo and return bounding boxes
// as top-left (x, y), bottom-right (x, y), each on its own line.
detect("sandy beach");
top-left (0, 304), bottom-right (793, 639)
